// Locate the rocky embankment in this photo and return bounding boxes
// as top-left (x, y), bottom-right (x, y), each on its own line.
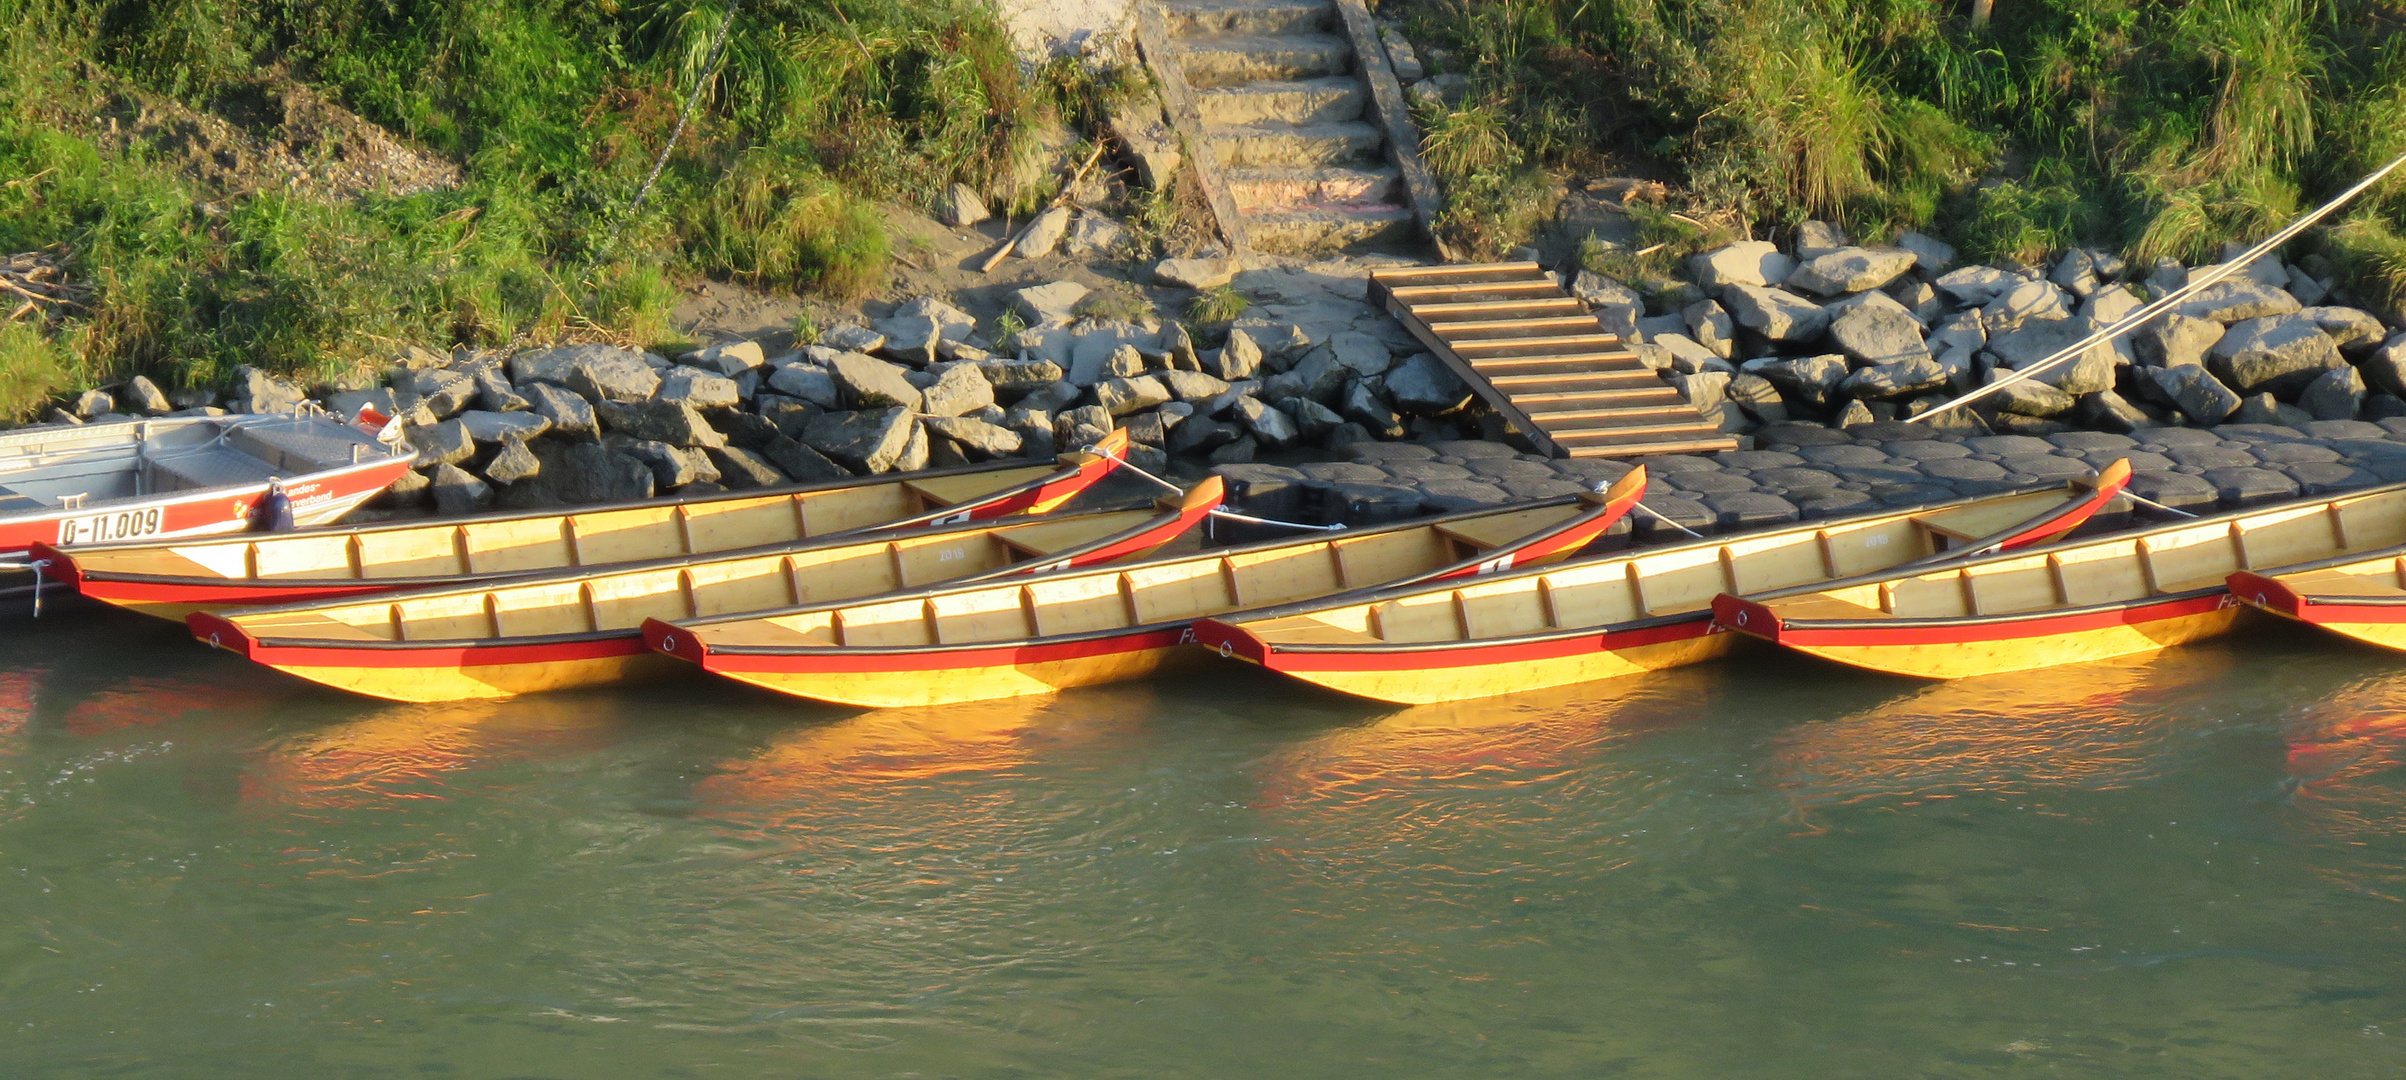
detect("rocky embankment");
top-left (1598, 221), bottom-right (2405, 440)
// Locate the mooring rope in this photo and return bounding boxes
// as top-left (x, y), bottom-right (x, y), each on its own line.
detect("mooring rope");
top-left (0, 558), bottom-right (52, 617)
top-left (1911, 147), bottom-right (2406, 423)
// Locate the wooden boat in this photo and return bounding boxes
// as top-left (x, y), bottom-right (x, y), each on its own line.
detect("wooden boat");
top-left (2228, 539), bottom-right (2406, 653)
top-left (0, 412), bottom-right (413, 562)
top-left (1189, 460), bottom-right (2135, 704)
top-left (186, 478), bottom-right (1224, 702)
top-left (45, 432), bottom-right (1131, 620)
top-left (1714, 475), bottom-right (2406, 680)
top-left (638, 468), bottom-right (1650, 708)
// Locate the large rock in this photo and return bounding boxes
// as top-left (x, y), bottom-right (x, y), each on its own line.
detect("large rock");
top-left (564, 352), bottom-right (662, 403)
top-left (759, 437), bottom-right (852, 482)
top-left (1015, 206), bottom-right (1073, 259)
top-left (919, 416), bottom-right (1023, 459)
top-left (123, 375), bottom-right (172, 416)
top-left (1928, 308), bottom-right (1986, 355)
top-left (429, 463), bottom-right (492, 516)
top-left (1825, 294), bottom-right (1929, 365)
top-left (1893, 231), bottom-right (1956, 273)
top-left (2175, 277), bottom-right (2303, 323)
top-left (802, 408), bottom-right (917, 474)
top-left (2302, 306), bottom-right (2388, 353)
top-left (2150, 364), bottom-right (2243, 425)
top-left (1231, 396), bottom-right (1300, 448)
top-left (456, 409), bottom-right (550, 445)
top-left (1010, 281), bottom-right (1089, 326)
top-left (1154, 258), bottom-right (1234, 290)
top-left (1689, 241), bottom-right (1794, 289)
top-left (919, 364), bottom-right (995, 417)
top-left (2300, 366), bottom-right (2367, 421)
top-left (687, 340), bottom-right (766, 377)
top-left (703, 445), bottom-right (787, 488)
top-left (1653, 333), bottom-right (1731, 374)
top-left (1985, 318), bottom-right (2115, 394)
top-left (534, 442), bottom-right (656, 504)
top-left (1748, 354), bottom-right (1849, 410)
top-left (1157, 369), bottom-right (1231, 401)
top-left (939, 183), bottom-right (988, 228)
top-left (1727, 373), bottom-right (1788, 423)
top-left (230, 366), bottom-right (307, 415)
top-left (483, 436), bottom-right (542, 485)
top-left (1094, 375), bottom-right (1172, 416)
top-left (973, 359), bottom-right (1066, 398)
top-left (610, 437), bottom-right (720, 489)
top-left (1982, 279), bottom-right (2072, 333)
top-left (2207, 315), bottom-right (2346, 396)
top-left (1982, 370), bottom-right (2077, 417)
top-left (2362, 334), bottom-right (2406, 397)
top-left (1722, 285), bottom-right (1829, 341)
top-left (1338, 381), bottom-right (1404, 439)
top-left (1055, 404), bottom-right (1114, 450)
top-left (1211, 328), bottom-right (1265, 381)
top-left (1842, 358), bottom-right (1950, 401)
top-left (656, 367), bottom-right (741, 411)
top-left (828, 352), bottom-right (924, 410)
top-left (2135, 313), bottom-right (2223, 368)
top-left (766, 363), bottom-right (843, 407)
top-left (1785, 246), bottom-right (1915, 296)
top-left (405, 419), bottom-right (474, 466)
top-left (1683, 299), bottom-right (1736, 358)
top-left (1385, 353), bottom-right (1472, 415)
top-left (410, 369), bottom-right (476, 417)
top-left (470, 366), bottom-right (529, 412)
top-left (525, 382), bottom-right (598, 441)
top-left (595, 399), bottom-right (723, 448)
top-left (818, 324), bottom-right (886, 354)
top-left (1793, 220), bottom-right (1850, 259)
top-left (2075, 390), bottom-right (2154, 434)
top-left (1326, 332), bottom-right (1393, 378)
top-left (509, 344), bottom-right (631, 387)
top-left (1935, 265), bottom-right (2018, 306)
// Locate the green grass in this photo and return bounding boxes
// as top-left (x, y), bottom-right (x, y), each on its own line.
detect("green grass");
top-left (0, 0), bottom-right (1062, 419)
top-left (1411, 0), bottom-right (2406, 273)
top-left (1185, 285), bottom-right (1250, 326)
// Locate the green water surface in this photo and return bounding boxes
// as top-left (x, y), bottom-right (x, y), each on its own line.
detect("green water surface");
top-left (2, 604), bottom-right (2403, 1077)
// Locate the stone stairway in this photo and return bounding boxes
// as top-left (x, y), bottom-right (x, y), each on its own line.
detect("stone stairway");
top-left (1142, 0), bottom-right (1429, 255)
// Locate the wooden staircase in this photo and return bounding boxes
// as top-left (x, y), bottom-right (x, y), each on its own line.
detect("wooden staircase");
top-left (1366, 263), bottom-right (1741, 458)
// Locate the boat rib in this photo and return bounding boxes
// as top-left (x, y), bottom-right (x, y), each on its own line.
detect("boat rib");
top-left (1715, 476), bottom-right (2406, 680)
top-left (47, 432), bottom-right (1131, 620)
top-left (187, 478), bottom-right (1223, 703)
top-left (1188, 461), bottom-right (2132, 704)
top-left (641, 468), bottom-right (1651, 709)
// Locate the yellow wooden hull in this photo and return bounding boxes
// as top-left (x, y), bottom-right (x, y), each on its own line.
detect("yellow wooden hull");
top-left (703, 641), bottom-right (1208, 709)
top-left (1214, 620), bottom-right (1739, 705)
top-left (250, 651), bottom-right (687, 703)
top-left (1754, 596), bottom-right (2248, 680)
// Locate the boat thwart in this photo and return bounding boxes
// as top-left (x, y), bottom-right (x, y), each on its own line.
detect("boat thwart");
top-left (1188, 460), bottom-right (2133, 704)
top-left (47, 433), bottom-right (1130, 620)
top-left (1715, 475), bottom-right (2406, 679)
top-left (187, 477), bottom-right (1222, 702)
top-left (640, 469), bottom-right (1649, 708)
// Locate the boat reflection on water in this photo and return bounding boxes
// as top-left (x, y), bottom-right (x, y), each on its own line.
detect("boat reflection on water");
top-left (236, 694), bottom-right (637, 811)
top-left (1764, 648), bottom-right (2238, 823)
top-left (2281, 671), bottom-right (2406, 847)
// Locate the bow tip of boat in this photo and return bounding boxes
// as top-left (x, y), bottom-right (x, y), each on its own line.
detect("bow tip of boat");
top-left (186, 611), bottom-right (251, 656)
top-left (2226, 572), bottom-right (2304, 618)
top-left (1709, 595), bottom-right (1783, 640)
top-left (641, 618), bottom-right (702, 663)
top-left (1188, 619), bottom-right (1266, 665)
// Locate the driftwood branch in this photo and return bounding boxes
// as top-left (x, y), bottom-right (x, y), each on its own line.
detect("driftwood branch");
top-left (977, 143), bottom-right (1110, 273)
top-left (0, 247), bottom-right (89, 323)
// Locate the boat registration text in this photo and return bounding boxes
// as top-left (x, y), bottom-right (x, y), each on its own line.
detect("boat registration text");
top-left (57, 506), bottom-right (166, 545)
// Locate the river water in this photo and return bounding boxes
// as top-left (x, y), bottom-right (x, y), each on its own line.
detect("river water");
top-left (2, 600), bottom-right (2404, 1078)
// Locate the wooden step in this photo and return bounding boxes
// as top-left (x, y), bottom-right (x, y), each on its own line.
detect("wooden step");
top-left (1385, 280), bottom-right (1561, 303)
top-left (1516, 392), bottom-right (1689, 415)
top-left (1450, 333), bottom-right (1624, 358)
top-left (1552, 419), bottom-right (1736, 442)
top-left (1431, 315), bottom-right (1609, 341)
top-left (1371, 262), bottom-right (1546, 289)
top-left (1407, 297), bottom-right (1586, 321)
top-left (1524, 402), bottom-right (1702, 426)
top-left (1564, 435), bottom-right (1743, 459)
top-left (1470, 354), bottom-right (1651, 379)
top-left (1486, 370), bottom-right (1664, 392)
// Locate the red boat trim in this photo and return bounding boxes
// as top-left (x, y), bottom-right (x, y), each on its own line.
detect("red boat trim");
top-left (1717, 588), bottom-right (2233, 647)
top-left (1189, 611), bottom-right (1719, 672)
top-left (644, 618), bottom-right (1191, 675)
top-left (1919, 458), bottom-right (2134, 561)
top-left (2229, 570), bottom-right (2406, 623)
top-left (191, 609), bottom-right (647, 666)
top-left (1421, 465), bottom-right (1646, 581)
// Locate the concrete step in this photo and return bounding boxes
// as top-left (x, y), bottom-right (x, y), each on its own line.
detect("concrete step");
top-left (1162, 0), bottom-right (1334, 40)
top-left (1176, 34), bottom-right (1351, 88)
top-left (1194, 77), bottom-right (1366, 127)
top-left (1242, 205), bottom-right (1417, 255)
top-left (1207, 120), bottom-right (1384, 168)
top-left (1223, 165), bottom-right (1401, 211)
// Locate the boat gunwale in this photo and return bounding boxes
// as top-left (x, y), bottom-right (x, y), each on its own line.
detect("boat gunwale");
top-left (48, 453), bottom-right (1081, 560)
top-left (656, 492), bottom-right (1610, 656)
top-left (199, 501), bottom-right (1206, 649)
top-left (1188, 477), bottom-right (2115, 652)
top-left (1194, 607), bottom-right (1712, 658)
top-left (1729, 476), bottom-right (2406, 612)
